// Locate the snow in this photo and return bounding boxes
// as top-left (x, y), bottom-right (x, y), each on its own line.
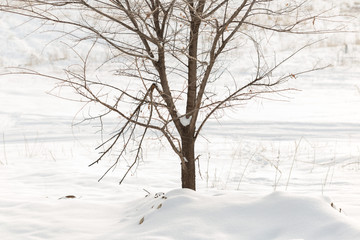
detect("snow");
top-left (177, 112), bottom-right (192, 127)
top-left (121, 190), bottom-right (360, 240)
top-left (1, 1), bottom-right (360, 239)
top-left (180, 115), bottom-right (192, 127)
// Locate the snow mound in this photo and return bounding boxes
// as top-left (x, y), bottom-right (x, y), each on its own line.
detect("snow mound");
top-left (119, 190), bottom-right (360, 240)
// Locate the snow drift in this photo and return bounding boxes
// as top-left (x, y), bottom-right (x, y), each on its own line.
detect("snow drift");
top-left (116, 189), bottom-right (360, 240)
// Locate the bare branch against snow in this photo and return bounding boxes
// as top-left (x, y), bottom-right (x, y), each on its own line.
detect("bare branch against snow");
top-left (0, 0), bottom-right (339, 190)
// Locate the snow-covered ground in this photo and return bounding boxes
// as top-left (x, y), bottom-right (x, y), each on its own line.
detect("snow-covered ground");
top-left (1, 1), bottom-right (360, 239)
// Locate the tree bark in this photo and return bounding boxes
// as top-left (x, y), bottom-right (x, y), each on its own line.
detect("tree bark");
top-left (181, 130), bottom-right (196, 190)
top-left (180, 1), bottom-right (205, 191)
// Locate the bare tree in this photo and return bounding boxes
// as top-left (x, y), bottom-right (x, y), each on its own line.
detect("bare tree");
top-left (0, 0), bottom-right (335, 190)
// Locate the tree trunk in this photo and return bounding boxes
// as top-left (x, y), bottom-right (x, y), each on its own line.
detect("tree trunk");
top-left (181, 133), bottom-right (196, 190)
